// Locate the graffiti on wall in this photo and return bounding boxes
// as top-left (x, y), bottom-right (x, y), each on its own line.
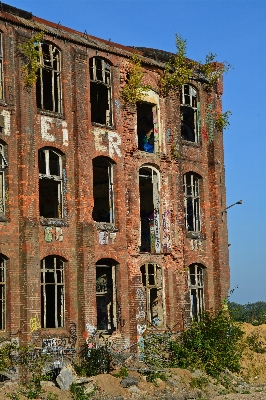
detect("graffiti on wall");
top-left (94, 128), bottom-right (122, 158)
top-left (44, 226), bottom-right (63, 242)
top-left (0, 110), bottom-right (11, 136)
top-left (40, 116), bottom-right (69, 146)
top-left (30, 314), bottom-right (41, 333)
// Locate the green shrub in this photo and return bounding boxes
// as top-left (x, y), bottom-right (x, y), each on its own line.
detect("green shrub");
top-left (74, 343), bottom-right (112, 377)
top-left (169, 310), bottom-right (244, 377)
top-left (190, 376), bottom-right (209, 389)
top-left (114, 366), bottom-right (128, 378)
top-left (70, 383), bottom-right (93, 400)
top-left (246, 331), bottom-right (266, 353)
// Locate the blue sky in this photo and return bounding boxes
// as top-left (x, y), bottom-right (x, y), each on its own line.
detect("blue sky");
top-left (7, 0), bottom-right (266, 304)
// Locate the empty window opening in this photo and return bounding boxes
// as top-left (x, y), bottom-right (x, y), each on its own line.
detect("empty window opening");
top-left (36, 42), bottom-right (62, 113)
top-left (137, 102), bottom-right (159, 153)
top-left (92, 157), bottom-right (114, 223)
top-left (0, 143), bottom-right (8, 215)
top-left (140, 263), bottom-right (164, 327)
top-left (0, 33), bottom-right (4, 100)
top-left (96, 261), bottom-right (117, 332)
top-left (180, 85), bottom-right (199, 142)
top-left (183, 172), bottom-right (201, 232)
top-left (90, 57), bottom-right (112, 126)
top-left (41, 256), bottom-right (65, 328)
top-left (139, 166), bottom-right (160, 253)
top-left (0, 257), bottom-right (6, 330)
top-left (39, 148), bottom-right (63, 219)
top-left (188, 264), bottom-right (205, 319)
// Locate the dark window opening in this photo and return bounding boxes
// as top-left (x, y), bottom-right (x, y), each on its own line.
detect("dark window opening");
top-left (0, 257), bottom-right (6, 330)
top-left (0, 33), bottom-right (4, 100)
top-left (90, 58), bottom-right (112, 126)
top-left (137, 103), bottom-right (159, 153)
top-left (140, 263), bottom-right (164, 327)
top-left (38, 149), bottom-right (62, 219)
top-left (41, 256), bottom-right (65, 328)
top-left (188, 264), bottom-right (204, 319)
top-left (180, 85), bottom-right (199, 143)
top-left (183, 172), bottom-right (201, 232)
top-left (0, 143), bottom-right (8, 215)
top-left (139, 167), bottom-right (160, 253)
top-left (96, 261), bottom-right (117, 332)
top-left (92, 157), bottom-right (114, 223)
top-left (36, 42), bottom-right (61, 113)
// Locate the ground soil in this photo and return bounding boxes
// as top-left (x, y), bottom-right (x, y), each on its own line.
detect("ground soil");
top-left (1, 323), bottom-right (266, 399)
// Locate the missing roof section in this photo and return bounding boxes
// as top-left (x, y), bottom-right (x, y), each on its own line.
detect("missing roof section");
top-left (0, 3), bottom-right (32, 19)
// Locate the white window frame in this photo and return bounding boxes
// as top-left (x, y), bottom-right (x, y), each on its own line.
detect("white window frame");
top-left (36, 42), bottom-right (62, 113)
top-left (188, 264), bottom-right (205, 319)
top-left (90, 57), bottom-right (113, 126)
top-left (183, 172), bottom-right (201, 232)
top-left (0, 33), bottom-right (4, 100)
top-left (39, 148), bottom-right (63, 219)
top-left (140, 263), bottom-right (165, 327)
top-left (0, 143), bottom-right (8, 215)
top-left (41, 256), bottom-right (65, 328)
top-left (0, 257), bottom-right (6, 330)
top-left (181, 84), bottom-right (199, 143)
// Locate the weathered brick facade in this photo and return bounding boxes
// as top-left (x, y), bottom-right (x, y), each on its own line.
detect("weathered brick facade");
top-left (0, 4), bottom-right (229, 353)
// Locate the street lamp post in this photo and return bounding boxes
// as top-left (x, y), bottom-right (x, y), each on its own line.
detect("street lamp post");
top-left (221, 200), bottom-right (242, 221)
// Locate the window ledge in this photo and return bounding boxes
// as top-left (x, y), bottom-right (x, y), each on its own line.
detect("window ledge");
top-left (182, 140), bottom-right (201, 147)
top-left (40, 217), bottom-right (68, 227)
top-left (37, 109), bottom-right (65, 119)
top-left (94, 222), bottom-right (118, 232)
top-left (0, 215), bottom-right (9, 222)
top-left (186, 231), bottom-right (206, 240)
top-left (92, 122), bottom-right (115, 130)
top-left (37, 328), bottom-right (71, 338)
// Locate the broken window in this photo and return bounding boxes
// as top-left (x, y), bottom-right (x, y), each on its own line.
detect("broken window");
top-left (96, 260), bottom-right (117, 332)
top-left (92, 157), bottom-right (114, 223)
top-left (41, 256), bottom-right (65, 328)
top-left (36, 42), bottom-right (62, 113)
top-left (188, 264), bottom-right (205, 319)
top-left (0, 33), bottom-right (4, 100)
top-left (0, 143), bottom-right (8, 215)
top-left (139, 166), bottom-right (160, 253)
top-left (38, 148), bottom-right (63, 219)
top-left (137, 102), bottom-right (159, 153)
top-left (180, 84), bottom-right (199, 142)
top-left (140, 263), bottom-right (164, 327)
top-left (183, 172), bottom-right (201, 232)
top-left (90, 57), bottom-right (112, 126)
top-left (0, 256), bottom-right (6, 330)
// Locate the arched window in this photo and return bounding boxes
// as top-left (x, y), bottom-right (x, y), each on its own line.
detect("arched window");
top-left (183, 172), bottom-right (201, 232)
top-left (96, 259), bottom-right (117, 332)
top-left (139, 166), bottom-right (160, 253)
top-left (90, 57), bottom-right (112, 126)
top-left (140, 263), bottom-right (164, 327)
top-left (137, 102), bottom-right (159, 154)
top-left (41, 256), bottom-right (65, 328)
top-left (0, 256), bottom-right (6, 330)
top-left (0, 142), bottom-right (8, 215)
top-left (38, 148), bottom-right (63, 219)
top-left (188, 264), bottom-right (205, 319)
top-left (36, 42), bottom-right (62, 113)
top-left (180, 84), bottom-right (199, 142)
top-left (92, 157), bottom-right (114, 223)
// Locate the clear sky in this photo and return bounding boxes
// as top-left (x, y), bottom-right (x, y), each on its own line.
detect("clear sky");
top-left (6, 0), bottom-right (266, 304)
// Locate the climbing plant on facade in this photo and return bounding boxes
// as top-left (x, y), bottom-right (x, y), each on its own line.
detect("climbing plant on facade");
top-left (121, 53), bottom-right (150, 104)
top-left (18, 31), bottom-right (43, 87)
top-left (215, 110), bottom-right (232, 130)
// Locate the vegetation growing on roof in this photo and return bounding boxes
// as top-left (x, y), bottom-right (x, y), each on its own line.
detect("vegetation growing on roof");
top-left (18, 31), bottom-right (43, 88)
top-left (121, 53), bottom-right (151, 104)
top-left (160, 34), bottom-right (231, 92)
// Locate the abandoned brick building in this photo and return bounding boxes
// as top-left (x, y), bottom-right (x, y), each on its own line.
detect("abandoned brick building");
top-left (0, 3), bottom-right (229, 352)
